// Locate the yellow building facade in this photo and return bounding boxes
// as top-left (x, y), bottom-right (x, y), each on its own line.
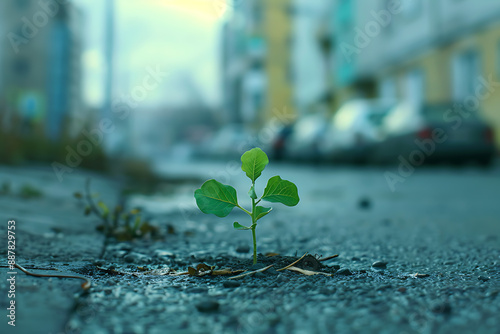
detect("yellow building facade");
top-left (261, 0), bottom-right (296, 124)
top-left (379, 21), bottom-right (500, 147)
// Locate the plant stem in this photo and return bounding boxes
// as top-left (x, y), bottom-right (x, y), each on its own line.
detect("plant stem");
top-left (251, 181), bottom-right (257, 265)
top-left (251, 226), bottom-right (257, 265)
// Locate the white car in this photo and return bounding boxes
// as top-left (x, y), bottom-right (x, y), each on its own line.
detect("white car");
top-left (319, 100), bottom-right (396, 163)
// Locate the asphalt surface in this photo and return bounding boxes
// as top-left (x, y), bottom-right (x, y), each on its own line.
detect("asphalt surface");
top-left (1, 160), bottom-right (499, 334)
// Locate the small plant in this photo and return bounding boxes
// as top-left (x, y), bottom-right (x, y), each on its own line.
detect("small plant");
top-left (19, 184), bottom-right (43, 199)
top-left (194, 147), bottom-right (299, 264)
top-left (74, 179), bottom-right (159, 242)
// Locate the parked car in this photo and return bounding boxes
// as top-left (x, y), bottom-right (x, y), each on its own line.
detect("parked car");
top-left (201, 125), bottom-right (256, 159)
top-left (370, 102), bottom-right (496, 165)
top-left (319, 99), bottom-right (396, 164)
top-left (260, 122), bottom-right (294, 161)
top-left (285, 113), bottom-right (329, 162)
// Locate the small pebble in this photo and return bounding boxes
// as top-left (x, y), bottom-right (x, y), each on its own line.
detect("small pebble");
top-left (431, 302), bottom-right (452, 314)
top-left (336, 268), bottom-right (352, 276)
top-left (265, 267), bottom-right (279, 276)
top-left (235, 245), bottom-right (250, 253)
top-left (276, 274), bottom-right (288, 283)
top-left (154, 250), bottom-right (175, 258)
top-left (298, 283), bottom-right (313, 291)
top-left (358, 197), bottom-right (371, 209)
top-left (195, 299), bottom-right (220, 313)
top-left (186, 287), bottom-right (208, 294)
top-left (372, 261), bottom-right (388, 269)
top-left (351, 257), bottom-right (360, 261)
top-left (124, 252), bottom-right (151, 264)
top-left (223, 281), bottom-right (241, 288)
top-left (478, 275), bottom-right (490, 282)
top-left (250, 263), bottom-right (266, 271)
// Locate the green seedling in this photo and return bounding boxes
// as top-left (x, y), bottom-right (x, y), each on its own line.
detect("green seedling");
top-left (74, 179), bottom-right (159, 243)
top-left (194, 147), bottom-right (299, 264)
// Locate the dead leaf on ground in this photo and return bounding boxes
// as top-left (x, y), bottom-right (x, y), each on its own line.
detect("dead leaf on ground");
top-left (298, 254), bottom-right (322, 270)
top-left (265, 252), bottom-right (280, 257)
top-left (277, 253), bottom-right (308, 271)
top-left (318, 254), bottom-right (339, 262)
top-left (228, 264), bottom-right (275, 280)
top-left (175, 263), bottom-right (245, 277)
top-left (412, 273), bottom-right (430, 278)
top-left (286, 266), bottom-right (332, 277)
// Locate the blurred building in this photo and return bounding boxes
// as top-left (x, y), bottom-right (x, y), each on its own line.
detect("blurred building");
top-left (221, 0), bottom-right (295, 127)
top-left (0, 0), bottom-right (83, 141)
top-left (331, 0), bottom-right (500, 147)
top-left (290, 0), bottom-right (332, 114)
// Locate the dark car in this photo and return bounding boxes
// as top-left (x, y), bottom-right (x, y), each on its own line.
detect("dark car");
top-left (370, 102), bottom-right (496, 165)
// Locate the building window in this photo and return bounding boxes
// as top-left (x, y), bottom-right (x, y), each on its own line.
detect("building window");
top-left (452, 49), bottom-right (480, 101)
top-left (404, 69), bottom-right (425, 105)
top-left (379, 78), bottom-right (397, 100)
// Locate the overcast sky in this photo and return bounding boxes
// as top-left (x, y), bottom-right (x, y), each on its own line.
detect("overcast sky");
top-left (75, 0), bottom-right (228, 109)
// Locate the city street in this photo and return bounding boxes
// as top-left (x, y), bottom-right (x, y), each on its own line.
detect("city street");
top-left (1, 161), bottom-right (499, 333)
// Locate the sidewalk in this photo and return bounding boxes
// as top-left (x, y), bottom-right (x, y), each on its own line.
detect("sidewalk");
top-left (1, 162), bottom-right (499, 334)
top-left (0, 165), bottom-right (120, 334)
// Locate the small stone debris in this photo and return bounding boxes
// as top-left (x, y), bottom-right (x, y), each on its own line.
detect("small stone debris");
top-left (123, 252), bottom-right (151, 264)
top-left (235, 244), bottom-right (250, 253)
top-left (154, 250), bottom-right (175, 258)
top-left (478, 275), bottom-right (490, 282)
top-left (276, 274), bottom-right (288, 283)
top-left (223, 281), bottom-right (241, 289)
top-left (372, 261), bottom-right (388, 269)
top-left (413, 273), bottom-right (430, 278)
top-left (298, 254), bottom-right (322, 271)
top-left (195, 299), bottom-right (220, 313)
top-left (336, 268), bottom-right (353, 276)
top-left (297, 283), bottom-right (313, 291)
top-left (186, 287), bottom-right (208, 294)
top-left (431, 302), bottom-right (452, 314)
top-left (250, 263), bottom-right (266, 270)
top-left (358, 197), bottom-right (371, 210)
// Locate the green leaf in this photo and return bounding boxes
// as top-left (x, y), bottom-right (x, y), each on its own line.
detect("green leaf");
top-left (130, 208), bottom-right (141, 215)
top-left (97, 201), bottom-right (109, 215)
top-left (241, 147), bottom-right (269, 182)
top-left (233, 222), bottom-right (251, 230)
top-left (255, 206), bottom-right (272, 221)
top-left (194, 179), bottom-right (239, 217)
top-left (248, 185), bottom-right (257, 200)
top-left (261, 176), bottom-right (300, 206)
